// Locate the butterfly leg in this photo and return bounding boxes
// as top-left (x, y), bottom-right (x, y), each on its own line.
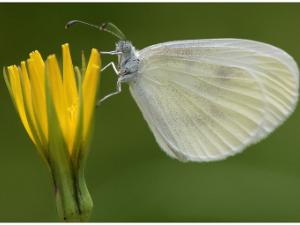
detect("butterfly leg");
top-left (96, 76), bottom-right (123, 106)
top-left (101, 50), bottom-right (122, 55)
top-left (101, 61), bottom-right (119, 75)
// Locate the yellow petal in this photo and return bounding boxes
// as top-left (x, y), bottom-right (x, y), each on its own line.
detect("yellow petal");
top-left (7, 65), bottom-right (35, 144)
top-left (29, 51), bottom-right (45, 77)
top-left (47, 55), bottom-right (67, 144)
top-left (62, 44), bottom-right (79, 153)
top-left (27, 56), bottom-right (48, 144)
top-left (47, 55), bottom-right (64, 120)
top-left (20, 61), bottom-right (39, 144)
top-left (62, 43), bottom-right (78, 108)
top-left (82, 49), bottom-right (101, 141)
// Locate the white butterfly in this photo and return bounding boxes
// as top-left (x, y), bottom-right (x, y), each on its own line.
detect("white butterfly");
top-left (67, 20), bottom-right (299, 162)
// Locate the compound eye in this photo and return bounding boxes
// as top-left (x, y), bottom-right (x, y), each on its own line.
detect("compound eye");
top-left (123, 43), bottom-right (131, 53)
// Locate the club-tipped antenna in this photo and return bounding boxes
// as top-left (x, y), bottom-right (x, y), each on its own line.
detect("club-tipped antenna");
top-left (65, 20), bottom-right (126, 40)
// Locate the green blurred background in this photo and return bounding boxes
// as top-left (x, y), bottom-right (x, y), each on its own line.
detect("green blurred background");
top-left (0, 3), bottom-right (300, 222)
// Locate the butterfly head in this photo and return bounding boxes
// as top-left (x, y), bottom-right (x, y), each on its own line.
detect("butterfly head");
top-left (116, 41), bottom-right (133, 54)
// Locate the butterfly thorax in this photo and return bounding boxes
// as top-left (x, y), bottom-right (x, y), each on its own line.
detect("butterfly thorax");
top-left (116, 40), bottom-right (139, 82)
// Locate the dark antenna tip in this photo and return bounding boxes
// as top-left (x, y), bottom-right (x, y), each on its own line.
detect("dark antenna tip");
top-left (65, 20), bottom-right (79, 29)
top-left (99, 22), bottom-right (108, 31)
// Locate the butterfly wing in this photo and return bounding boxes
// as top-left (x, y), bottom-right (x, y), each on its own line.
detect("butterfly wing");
top-left (129, 39), bottom-right (299, 162)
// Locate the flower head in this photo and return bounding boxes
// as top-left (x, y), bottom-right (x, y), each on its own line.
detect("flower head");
top-left (4, 43), bottom-right (100, 158)
top-left (4, 43), bottom-right (101, 221)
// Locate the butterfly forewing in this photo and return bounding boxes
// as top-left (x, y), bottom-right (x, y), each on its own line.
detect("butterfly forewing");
top-left (129, 39), bottom-right (299, 162)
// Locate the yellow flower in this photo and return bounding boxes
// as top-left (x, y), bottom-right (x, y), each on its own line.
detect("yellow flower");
top-left (3, 43), bottom-right (101, 221)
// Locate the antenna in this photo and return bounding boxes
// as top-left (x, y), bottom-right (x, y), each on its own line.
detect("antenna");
top-left (65, 20), bottom-right (126, 40)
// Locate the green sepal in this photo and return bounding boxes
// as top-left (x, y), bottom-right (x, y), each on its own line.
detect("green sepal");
top-left (45, 62), bottom-right (81, 221)
top-left (81, 51), bottom-right (86, 76)
top-left (71, 66), bottom-right (84, 169)
top-left (45, 61), bottom-right (93, 222)
top-left (72, 66), bottom-right (93, 221)
top-left (3, 67), bottom-right (15, 104)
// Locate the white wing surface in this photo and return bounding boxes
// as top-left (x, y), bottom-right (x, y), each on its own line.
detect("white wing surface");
top-left (129, 39), bottom-right (299, 162)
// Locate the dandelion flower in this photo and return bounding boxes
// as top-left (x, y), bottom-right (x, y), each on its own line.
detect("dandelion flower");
top-left (3, 43), bottom-right (101, 221)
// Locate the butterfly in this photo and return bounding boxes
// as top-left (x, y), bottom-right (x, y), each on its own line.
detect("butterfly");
top-left (66, 20), bottom-right (299, 162)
